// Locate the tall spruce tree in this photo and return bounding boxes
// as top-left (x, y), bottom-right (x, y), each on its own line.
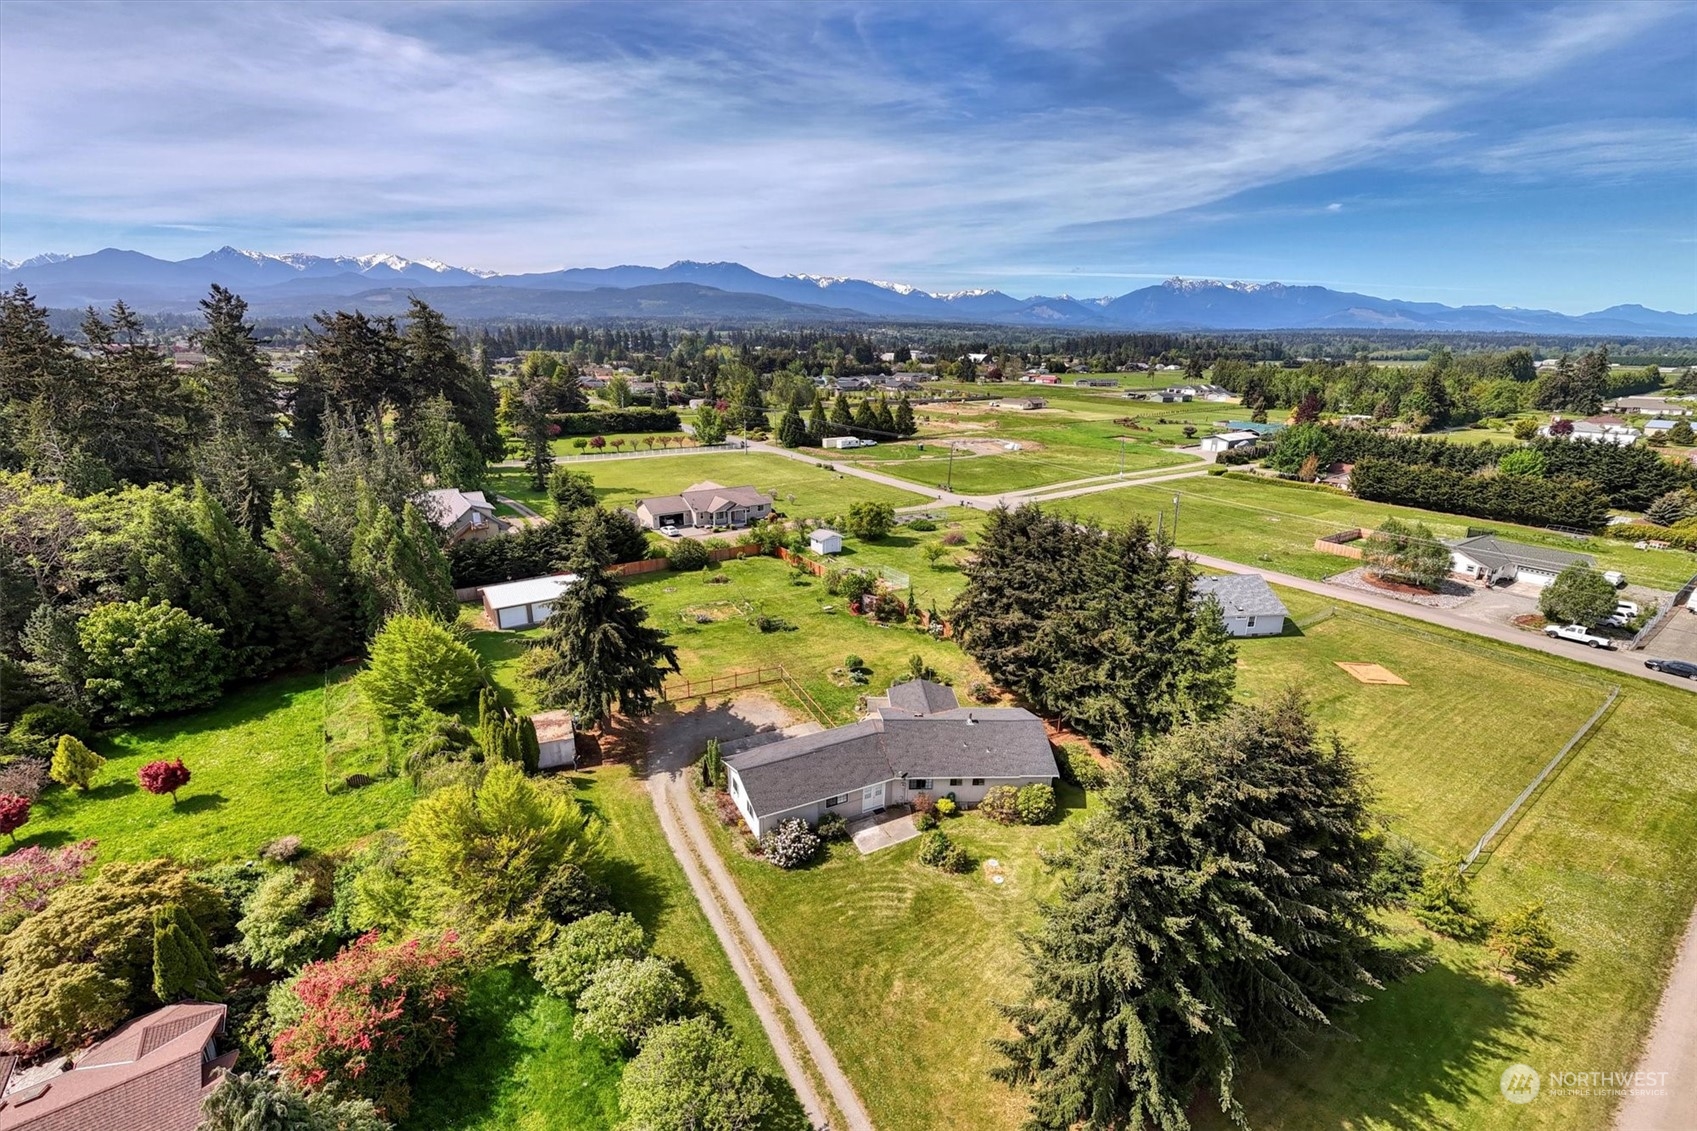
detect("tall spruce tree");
top-left (81, 302), bottom-right (193, 485)
top-left (807, 401), bottom-right (828, 446)
top-left (830, 394), bottom-right (854, 431)
top-left (526, 531), bottom-right (678, 729)
top-left (951, 506), bottom-right (1235, 746)
top-left (401, 297), bottom-right (503, 460)
top-left (776, 403), bottom-right (806, 448)
top-left (996, 691), bottom-right (1390, 1130)
top-left (194, 285), bottom-right (285, 532)
top-left (265, 491), bottom-right (359, 668)
top-left (893, 395), bottom-right (916, 437)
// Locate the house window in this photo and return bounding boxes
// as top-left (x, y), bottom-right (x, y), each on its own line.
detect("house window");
top-left (825, 795), bottom-right (843, 808)
top-left (909, 779), bottom-right (930, 791)
top-left (1247, 617), bottom-right (1256, 628)
top-left (949, 778), bottom-right (963, 786)
top-left (971, 778), bottom-right (984, 786)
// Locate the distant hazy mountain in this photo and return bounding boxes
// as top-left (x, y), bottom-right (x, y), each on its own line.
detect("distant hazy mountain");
top-left (3, 248), bottom-right (1692, 334)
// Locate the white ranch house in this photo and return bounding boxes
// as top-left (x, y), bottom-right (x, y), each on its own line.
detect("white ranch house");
top-left (1447, 534), bottom-right (1592, 589)
top-left (723, 680), bottom-right (1059, 837)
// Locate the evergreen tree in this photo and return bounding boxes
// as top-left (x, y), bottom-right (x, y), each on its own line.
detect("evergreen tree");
top-left (874, 396), bottom-right (896, 435)
top-left (0, 285), bottom-right (99, 488)
top-left (50, 734), bottom-right (106, 791)
top-left (729, 376), bottom-right (767, 433)
top-left (265, 492), bottom-right (360, 668)
top-left (996, 692), bottom-right (1389, 1130)
top-left (290, 310), bottom-right (408, 456)
top-left (852, 398), bottom-right (877, 432)
top-left (402, 297), bottom-right (503, 460)
top-left (151, 902), bottom-right (223, 1002)
top-left (526, 534), bottom-right (678, 730)
top-left (807, 402), bottom-right (828, 446)
top-left (893, 395), bottom-right (916, 437)
top-left (830, 394), bottom-right (854, 431)
top-left (350, 489), bottom-right (456, 636)
top-left (81, 302), bottom-right (194, 485)
top-left (194, 285), bottom-right (286, 533)
top-left (776, 404), bottom-right (806, 448)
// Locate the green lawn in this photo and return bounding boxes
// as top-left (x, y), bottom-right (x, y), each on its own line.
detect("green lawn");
top-left (1062, 473), bottom-right (1697, 591)
top-left (703, 588), bottom-right (1697, 1131)
top-left (570, 451), bottom-right (927, 519)
top-left (699, 782), bottom-right (1099, 1131)
top-left (19, 670), bottom-right (413, 863)
top-left (616, 555), bottom-right (983, 722)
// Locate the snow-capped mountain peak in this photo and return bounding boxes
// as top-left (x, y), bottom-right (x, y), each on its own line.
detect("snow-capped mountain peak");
top-left (0, 252), bottom-right (72, 270)
top-left (870, 279), bottom-right (918, 296)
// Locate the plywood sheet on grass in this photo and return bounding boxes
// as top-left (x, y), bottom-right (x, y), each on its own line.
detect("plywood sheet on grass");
top-left (1336, 662), bottom-right (1408, 685)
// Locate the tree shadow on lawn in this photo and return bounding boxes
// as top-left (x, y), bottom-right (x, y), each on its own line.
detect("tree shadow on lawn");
top-left (10, 829), bottom-right (76, 851)
top-left (175, 792), bottom-right (228, 815)
top-left (100, 672), bottom-right (328, 755)
top-left (1224, 945), bottom-right (1534, 1130)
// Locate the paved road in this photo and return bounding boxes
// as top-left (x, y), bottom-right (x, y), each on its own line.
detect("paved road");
top-left (642, 720), bottom-right (875, 1131)
top-left (1183, 551), bottom-right (1697, 693)
top-left (1615, 899), bottom-right (1697, 1130)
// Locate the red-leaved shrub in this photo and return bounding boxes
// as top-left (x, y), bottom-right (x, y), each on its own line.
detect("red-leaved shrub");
top-left (0, 839), bottom-right (96, 917)
top-left (0, 795), bottom-right (30, 843)
top-left (138, 759), bottom-right (191, 802)
top-left (272, 931), bottom-right (467, 1117)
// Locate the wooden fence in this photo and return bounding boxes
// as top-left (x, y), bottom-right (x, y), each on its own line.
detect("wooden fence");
top-left (662, 666), bottom-right (788, 701)
top-left (1313, 528), bottom-right (1368, 560)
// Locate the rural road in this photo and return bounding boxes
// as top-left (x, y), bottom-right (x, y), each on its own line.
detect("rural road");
top-left (1614, 897), bottom-right (1697, 1130)
top-left (1182, 551), bottom-right (1697, 693)
top-left (642, 721), bottom-right (875, 1131)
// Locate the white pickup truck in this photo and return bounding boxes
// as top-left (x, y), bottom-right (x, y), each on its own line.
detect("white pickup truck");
top-left (1544, 623), bottom-right (1617, 649)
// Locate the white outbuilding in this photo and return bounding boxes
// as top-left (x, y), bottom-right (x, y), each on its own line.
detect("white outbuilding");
top-left (481, 573), bottom-right (577, 630)
top-left (1199, 430), bottom-right (1262, 453)
top-left (809, 528), bottom-right (844, 555)
top-left (531, 710), bottom-right (578, 769)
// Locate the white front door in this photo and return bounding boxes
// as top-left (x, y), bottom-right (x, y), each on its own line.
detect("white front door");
top-left (861, 781), bottom-right (885, 814)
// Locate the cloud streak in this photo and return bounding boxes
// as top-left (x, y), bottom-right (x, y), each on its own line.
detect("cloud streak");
top-left (0, 0), bottom-right (1692, 307)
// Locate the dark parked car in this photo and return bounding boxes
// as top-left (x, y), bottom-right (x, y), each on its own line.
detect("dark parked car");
top-left (1643, 658), bottom-right (1697, 679)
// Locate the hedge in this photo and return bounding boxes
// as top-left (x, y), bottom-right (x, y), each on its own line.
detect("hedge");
top-left (1350, 458), bottom-right (1609, 530)
top-left (1215, 443), bottom-right (1273, 466)
top-left (553, 408), bottom-right (680, 436)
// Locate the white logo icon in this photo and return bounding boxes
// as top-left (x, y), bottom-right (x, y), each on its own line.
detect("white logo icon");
top-left (1501, 1063), bottom-right (1540, 1104)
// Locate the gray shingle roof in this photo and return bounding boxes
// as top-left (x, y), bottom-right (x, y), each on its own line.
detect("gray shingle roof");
top-left (725, 683), bottom-right (1057, 816)
top-left (884, 678), bottom-right (961, 717)
top-left (1448, 534), bottom-right (1593, 574)
top-left (1192, 573), bottom-right (1289, 619)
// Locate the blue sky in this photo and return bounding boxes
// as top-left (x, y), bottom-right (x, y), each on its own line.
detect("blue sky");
top-left (1, 0), bottom-right (1693, 311)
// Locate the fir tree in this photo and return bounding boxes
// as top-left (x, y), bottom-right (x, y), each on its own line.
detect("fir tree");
top-left (526, 533), bottom-right (679, 730)
top-left (893, 395), bottom-right (916, 437)
top-left (830, 394), bottom-right (854, 430)
top-left (874, 396), bottom-right (896, 435)
top-left (852, 398), bottom-right (877, 432)
top-left (194, 285), bottom-right (285, 532)
top-left (265, 492), bottom-right (359, 668)
top-left (776, 404), bottom-right (806, 448)
top-left (807, 402), bottom-right (828, 446)
top-left (996, 692), bottom-right (1389, 1130)
top-left (151, 902), bottom-right (223, 1002)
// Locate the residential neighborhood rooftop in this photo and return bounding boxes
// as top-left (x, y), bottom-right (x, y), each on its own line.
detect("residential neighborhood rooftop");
top-left (1446, 534), bottom-right (1593, 575)
top-left (1193, 573), bottom-right (1290, 620)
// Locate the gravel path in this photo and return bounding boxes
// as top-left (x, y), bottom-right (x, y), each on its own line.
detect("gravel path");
top-left (643, 706), bottom-right (875, 1131)
top-left (1615, 899), bottom-right (1697, 1130)
top-left (1323, 566), bottom-right (1479, 609)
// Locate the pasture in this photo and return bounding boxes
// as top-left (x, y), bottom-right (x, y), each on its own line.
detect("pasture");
top-left (706, 584), bottom-right (1697, 1131)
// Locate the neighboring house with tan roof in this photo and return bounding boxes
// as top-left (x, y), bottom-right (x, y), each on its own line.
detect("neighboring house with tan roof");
top-left (633, 481), bottom-right (774, 531)
top-left (722, 679), bottom-right (1059, 836)
top-left (0, 1003), bottom-right (233, 1131)
top-left (417, 488), bottom-right (513, 546)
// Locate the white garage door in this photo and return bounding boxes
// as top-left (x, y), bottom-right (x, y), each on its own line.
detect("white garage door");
top-left (1520, 569), bottom-right (1558, 589)
top-left (497, 605), bottom-right (530, 630)
top-left (531, 602), bottom-right (554, 621)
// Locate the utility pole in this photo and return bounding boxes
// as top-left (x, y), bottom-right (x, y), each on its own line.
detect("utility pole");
top-left (1119, 438), bottom-right (1125, 477)
top-left (945, 441), bottom-right (956, 493)
top-left (1173, 494), bottom-right (1181, 540)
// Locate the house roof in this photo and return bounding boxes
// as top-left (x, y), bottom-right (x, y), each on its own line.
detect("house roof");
top-left (809, 528), bottom-right (842, 542)
top-left (725, 681), bottom-right (1057, 816)
top-left (0, 1003), bottom-right (229, 1131)
top-left (418, 488), bottom-right (494, 528)
top-left (481, 573), bottom-right (577, 609)
top-left (530, 710), bottom-right (575, 744)
top-left (1193, 573), bottom-right (1289, 620)
top-left (1212, 430), bottom-right (1262, 443)
top-left (1448, 534), bottom-right (1594, 574)
top-left (1226, 420), bottom-right (1286, 435)
top-left (637, 481), bottom-right (773, 515)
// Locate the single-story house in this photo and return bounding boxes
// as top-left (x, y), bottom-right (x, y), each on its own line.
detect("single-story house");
top-left (1074, 378), bottom-right (1119, 387)
top-left (531, 710), bottom-right (577, 769)
top-left (992, 397), bottom-right (1046, 411)
top-left (1226, 420), bottom-right (1287, 437)
top-left (1539, 417), bottom-right (1640, 445)
top-left (834, 376), bottom-right (872, 391)
top-left (0, 1002), bottom-right (234, 1131)
top-left (808, 528), bottom-right (843, 555)
top-left (1200, 430), bottom-right (1262, 452)
top-left (1166, 383), bottom-right (1234, 400)
top-left (417, 488), bottom-right (512, 546)
top-left (1447, 534), bottom-right (1592, 588)
top-left (482, 573), bottom-right (577, 630)
top-left (1193, 573), bottom-right (1288, 637)
top-left (1141, 390), bottom-right (1191, 403)
top-left (723, 680), bottom-right (1059, 837)
top-left (634, 481), bottom-right (775, 531)
top-left (1645, 418), bottom-right (1676, 435)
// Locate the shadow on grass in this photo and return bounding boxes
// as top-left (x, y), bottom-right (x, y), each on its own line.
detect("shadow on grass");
top-left (10, 829), bottom-right (75, 851)
top-left (1225, 947), bottom-right (1534, 1131)
top-left (176, 792), bottom-right (228, 815)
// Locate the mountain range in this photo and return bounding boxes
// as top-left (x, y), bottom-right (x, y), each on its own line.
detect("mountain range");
top-left (2, 247), bottom-right (1692, 335)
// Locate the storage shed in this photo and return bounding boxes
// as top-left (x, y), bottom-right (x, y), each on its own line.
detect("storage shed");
top-left (531, 711), bottom-right (577, 769)
top-left (809, 528), bottom-right (844, 555)
top-left (481, 573), bottom-right (577, 630)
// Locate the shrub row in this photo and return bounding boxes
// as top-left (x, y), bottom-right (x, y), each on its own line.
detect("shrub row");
top-left (1351, 458), bottom-right (1609, 530)
top-left (551, 408), bottom-right (680, 435)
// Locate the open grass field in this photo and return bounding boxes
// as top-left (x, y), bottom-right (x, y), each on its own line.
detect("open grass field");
top-left (569, 450), bottom-right (926, 518)
top-left (1062, 473), bottom-right (1697, 592)
top-left (704, 586), bottom-right (1697, 1131)
top-left (617, 554), bottom-right (981, 722)
top-left (18, 670), bottom-right (413, 863)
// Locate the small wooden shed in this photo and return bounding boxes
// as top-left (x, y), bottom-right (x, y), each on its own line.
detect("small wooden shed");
top-left (531, 710), bottom-right (577, 770)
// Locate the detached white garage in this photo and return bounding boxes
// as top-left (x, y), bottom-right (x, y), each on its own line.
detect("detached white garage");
top-left (481, 573), bottom-right (577, 630)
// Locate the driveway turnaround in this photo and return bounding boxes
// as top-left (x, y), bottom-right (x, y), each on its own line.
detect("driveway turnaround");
top-left (643, 713), bottom-right (875, 1131)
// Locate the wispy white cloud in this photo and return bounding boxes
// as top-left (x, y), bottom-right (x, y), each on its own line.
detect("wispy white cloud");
top-left (0, 0), bottom-right (1691, 304)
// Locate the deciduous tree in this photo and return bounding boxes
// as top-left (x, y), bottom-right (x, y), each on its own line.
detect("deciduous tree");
top-left (1539, 564), bottom-right (1617, 626)
top-left (618, 1016), bottom-right (772, 1131)
top-left (138, 758), bottom-right (192, 803)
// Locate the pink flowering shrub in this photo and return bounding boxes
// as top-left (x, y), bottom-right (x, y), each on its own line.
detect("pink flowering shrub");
top-left (0, 839), bottom-right (97, 918)
top-left (272, 931), bottom-right (467, 1117)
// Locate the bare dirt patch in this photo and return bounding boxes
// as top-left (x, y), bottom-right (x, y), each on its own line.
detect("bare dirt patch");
top-left (1335, 662), bottom-right (1409, 686)
top-left (679, 601), bottom-right (745, 623)
top-left (952, 436), bottom-right (1044, 456)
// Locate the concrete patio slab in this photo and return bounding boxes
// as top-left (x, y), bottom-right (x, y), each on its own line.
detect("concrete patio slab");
top-left (849, 810), bottom-right (921, 854)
